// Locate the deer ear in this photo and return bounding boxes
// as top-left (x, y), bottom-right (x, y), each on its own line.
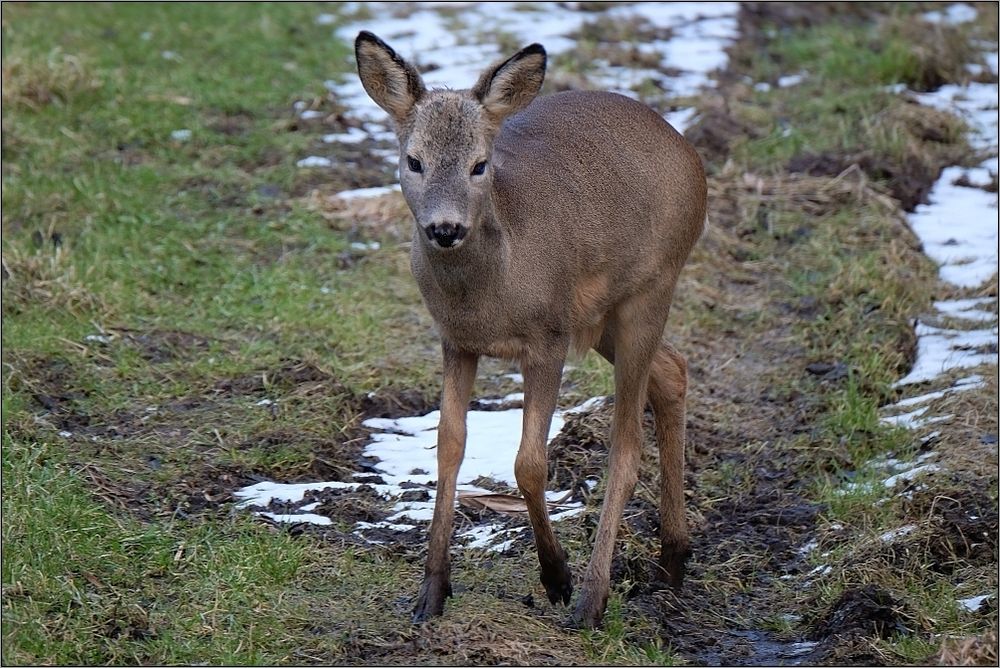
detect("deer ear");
top-left (472, 43), bottom-right (546, 124)
top-left (355, 31), bottom-right (426, 126)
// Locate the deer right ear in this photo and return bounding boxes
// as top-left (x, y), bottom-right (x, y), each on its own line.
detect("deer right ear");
top-left (355, 31), bottom-right (426, 127)
top-left (472, 43), bottom-right (546, 125)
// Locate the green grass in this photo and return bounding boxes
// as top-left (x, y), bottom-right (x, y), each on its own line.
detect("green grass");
top-left (1, 424), bottom-right (313, 665)
top-left (3, 2), bottom-right (996, 665)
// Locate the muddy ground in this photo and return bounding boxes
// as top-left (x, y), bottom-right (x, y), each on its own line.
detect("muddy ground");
top-left (6, 2), bottom-right (998, 666)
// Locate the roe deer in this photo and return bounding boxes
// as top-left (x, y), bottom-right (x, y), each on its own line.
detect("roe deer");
top-left (355, 31), bottom-right (707, 629)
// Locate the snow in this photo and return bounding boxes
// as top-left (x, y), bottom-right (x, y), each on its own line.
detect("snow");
top-left (893, 322), bottom-right (998, 387)
top-left (235, 374), bottom-right (592, 544)
top-left (333, 185), bottom-right (401, 200)
top-left (260, 511), bottom-right (332, 526)
top-left (957, 594), bottom-right (991, 612)
top-left (934, 298), bottom-right (997, 322)
top-left (777, 73), bottom-right (805, 88)
top-left (296, 156), bottom-right (333, 168)
top-left (321, 0), bottom-right (738, 178)
top-left (882, 464), bottom-right (941, 489)
top-left (923, 3), bottom-right (978, 25)
top-left (879, 524), bottom-right (918, 542)
top-left (322, 127), bottom-right (368, 144)
top-left (889, 42), bottom-right (998, 402)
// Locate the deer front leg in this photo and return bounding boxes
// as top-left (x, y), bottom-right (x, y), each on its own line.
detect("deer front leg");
top-left (412, 343), bottom-right (478, 623)
top-left (516, 351), bottom-right (573, 606)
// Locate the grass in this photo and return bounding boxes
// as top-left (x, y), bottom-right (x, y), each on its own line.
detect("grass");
top-left (3, 1), bottom-right (997, 665)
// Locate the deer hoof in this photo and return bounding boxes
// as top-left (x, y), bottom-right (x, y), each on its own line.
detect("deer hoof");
top-left (568, 591), bottom-right (607, 630)
top-left (540, 557), bottom-right (573, 605)
top-left (411, 576), bottom-right (452, 622)
top-left (656, 541), bottom-right (691, 588)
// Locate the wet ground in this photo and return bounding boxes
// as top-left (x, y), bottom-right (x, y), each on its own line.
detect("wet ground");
top-left (7, 2), bottom-right (998, 665)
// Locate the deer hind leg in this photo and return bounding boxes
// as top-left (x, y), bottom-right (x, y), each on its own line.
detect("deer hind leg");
top-left (572, 305), bottom-right (662, 629)
top-left (648, 343), bottom-right (690, 587)
top-left (412, 344), bottom-right (478, 622)
top-left (516, 351), bottom-right (573, 606)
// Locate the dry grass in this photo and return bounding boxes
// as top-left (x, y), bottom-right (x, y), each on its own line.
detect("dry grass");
top-left (934, 626), bottom-right (999, 666)
top-left (1, 49), bottom-right (102, 110)
top-left (1, 244), bottom-right (106, 317)
top-left (307, 190), bottom-right (414, 246)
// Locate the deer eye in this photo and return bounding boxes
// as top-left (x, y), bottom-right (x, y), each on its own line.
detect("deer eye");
top-left (407, 155), bottom-right (423, 173)
top-left (471, 160), bottom-right (487, 176)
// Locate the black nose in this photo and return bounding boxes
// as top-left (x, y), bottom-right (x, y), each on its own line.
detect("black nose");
top-left (425, 223), bottom-right (467, 248)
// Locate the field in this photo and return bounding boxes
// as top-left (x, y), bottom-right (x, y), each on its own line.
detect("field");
top-left (2, 2), bottom-right (997, 665)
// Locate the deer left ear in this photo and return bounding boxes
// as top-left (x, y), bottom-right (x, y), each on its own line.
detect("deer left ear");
top-left (472, 43), bottom-right (546, 124)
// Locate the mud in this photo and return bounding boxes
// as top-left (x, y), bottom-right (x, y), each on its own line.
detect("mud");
top-left (8, 3), bottom-right (996, 665)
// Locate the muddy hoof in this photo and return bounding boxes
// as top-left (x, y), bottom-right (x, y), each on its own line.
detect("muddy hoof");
top-left (656, 542), bottom-right (691, 588)
top-left (411, 576), bottom-right (452, 623)
top-left (540, 552), bottom-right (573, 605)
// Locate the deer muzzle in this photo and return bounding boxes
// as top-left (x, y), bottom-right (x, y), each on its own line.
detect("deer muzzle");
top-left (424, 222), bottom-right (468, 249)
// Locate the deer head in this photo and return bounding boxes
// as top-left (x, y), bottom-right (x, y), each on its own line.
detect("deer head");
top-left (355, 31), bottom-right (546, 251)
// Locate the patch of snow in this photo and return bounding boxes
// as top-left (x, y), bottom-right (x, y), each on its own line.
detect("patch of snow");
top-left (324, 0), bottom-right (738, 170)
top-left (566, 395), bottom-right (608, 415)
top-left (777, 73), bottom-right (805, 87)
top-left (884, 374), bottom-right (986, 410)
top-left (797, 538), bottom-right (819, 556)
top-left (893, 321), bottom-right (998, 387)
top-left (260, 511), bottom-right (332, 526)
top-left (958, 594), bottom-right (991, 612)
top-left (879, 524), bottom-right (918, 542)
top-left (170, 128), bottom-right (192, 142)
top-left (296, 156), bottom-right (333, 168)
top-left (315, 13), bottom-right (336, 25)
top-left (255, 398), bottom-right (274, 407)
top-left (333, 184), bottom-right (401, 200)
top-left (322, 127), bottom-right (368, 144)
top-left (923, 3), bottom-right (978, 25)
top-left (934, 298), bottom-right (997, 322)
top-left (754, 82), bottom-right (772, 92)
top-left (58, 430), bottom-right (73, 438)
top-left (883, 464), bottom-right (941, 488)
top-left (237, 369), bottom-right (593, 549)
top-left (478, 392), bottom-right (525, 405)
top-left (349, 241), bottom-right (381, 252)
top-left (299, 109), bottom-right (325, 120)
top-left (84, 334), bottom-right (113, 344)
top-left (356, 520), bottom-right (418, 532)
top-left (906, 167), bottom-right (999, 289)
top-left (890, 44), bottom-right (998, 402)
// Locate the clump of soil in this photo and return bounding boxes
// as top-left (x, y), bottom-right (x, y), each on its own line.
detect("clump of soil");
top-left (901, 476), bottom-right (999, 569)
top-left (685, 106), bottom-right (764, 167)
top-left (808, 584), bottom-right (917, 640)
top-left (546, 405), bottom-right (611, 495)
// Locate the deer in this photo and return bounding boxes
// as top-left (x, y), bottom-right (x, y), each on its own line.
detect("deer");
top-left (354, 31), bottom-right (707, 629)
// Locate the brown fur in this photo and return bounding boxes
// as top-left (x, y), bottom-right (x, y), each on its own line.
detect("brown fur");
top-left (355, 31), bottom-right (707, 628)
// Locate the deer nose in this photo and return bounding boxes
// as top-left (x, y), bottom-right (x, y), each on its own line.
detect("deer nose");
top-left (425, 222), bottom-right (467, 248)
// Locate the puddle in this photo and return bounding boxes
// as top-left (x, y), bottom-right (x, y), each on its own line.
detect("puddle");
top-left (695, 630), bottom-right (822, 667)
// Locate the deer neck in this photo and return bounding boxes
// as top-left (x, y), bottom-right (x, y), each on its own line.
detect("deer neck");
top-left (416, 208), bottom-right (509, 301)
